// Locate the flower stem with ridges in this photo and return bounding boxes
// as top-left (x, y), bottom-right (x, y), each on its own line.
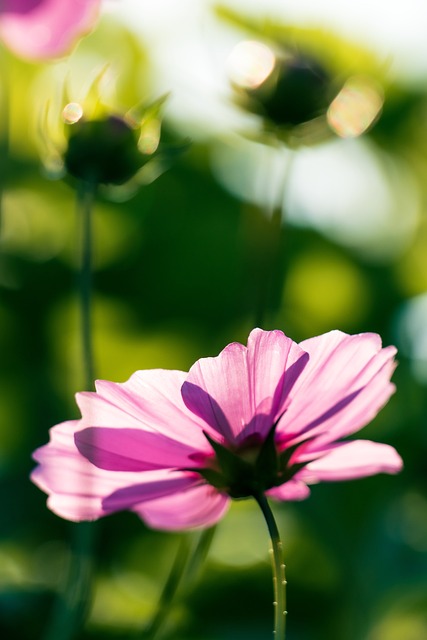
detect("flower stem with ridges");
top-left (254, 492), bottom-right (287, 640)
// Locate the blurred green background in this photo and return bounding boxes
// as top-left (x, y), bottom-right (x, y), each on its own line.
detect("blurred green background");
top-left (1, 2), bottom-right (427, 639)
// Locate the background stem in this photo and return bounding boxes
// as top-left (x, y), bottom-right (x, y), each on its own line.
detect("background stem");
top-left (78, 179), bottom-right (97, 390)
top-left (141, 526), bottom-right (217, 640)
top-left (43, 179), bottom-right (98, 640)
top-left (141, 534), bottom-right (192, 640)
top-left (0, 45), bottom-right (10, 238)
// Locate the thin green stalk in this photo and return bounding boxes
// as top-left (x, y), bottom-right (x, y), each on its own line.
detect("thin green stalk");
top-left (78, 179), bottom-right (97, 390)
top-left (244, 149), bottom-right (293, 329)
top-left (142, 535), bottom-right (192, 640)
top-left (43, 179), bottom-right (98, 640)
top-left (253, 492), bottom-right (287, 640)
top-left (253, 205), bottom-right (284, 329)
top-left (43, 522), bottom-right (95, 640)
top-left (0, 45), bottom-right (10, 238)
top-left (183, 524), bottom-right (217, 585)
top-left (141, 526), bottom-right (217, 640)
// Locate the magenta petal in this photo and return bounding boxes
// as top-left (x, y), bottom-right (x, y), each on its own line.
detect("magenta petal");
top-left (102, 475), bottom-right (199, 513)
top-left (31, 450), bottom-right (106, 522)
top-left (133, 484), bottom-right (230, 531)
top-left (78, 371), bottom-right (211, 451)
top-left (182, 328), bottom-right (308, 444)
top-left (277, 331), bottom-right (397, 444)
top-left (306, 357), bottom-right (396, 448)
top-left (0, 0), bottom-right (101, 59)
top-left (31, 421), bottom-right (150, 521)
top-left (266, 479), bottom-right (311, 501)
top-left (74, 427), bottom-right (202, 472)
top-left (299, 440), bottom-right (403, 483)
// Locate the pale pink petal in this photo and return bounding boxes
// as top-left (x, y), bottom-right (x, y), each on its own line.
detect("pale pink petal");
top-left (74, 427), bottom-right (203, 472)
top-left (296, 331), bottom-right (396, 410)
top-left (133, 484), bottom-right (230, 531)
top-left (31, 421), bottom-right (193, 522)
top-left (102, 475), bottom-right (200, 513)
top-left (243, 329), bottom-right (309, 439)
top-left (31, 423), bottom-right (139, 521)
top-left (45, 493), bottom-right (105, 522)
top-left (266, 479), bottom-right (311, 501)
top-left (277, 331), bottom-right (396, 444)
top-left (298, 440), bottom-right (403, 483)
top-left (304, 358), bottom-right (396, 448)
top-left (300, 330), bottom-right (383, 371)
top-left (76, 370), bottom-right (212, 451)
top-left (182, 329), bottom-right (308, 444)
top-left (0, 0), bottom-right (101, 60)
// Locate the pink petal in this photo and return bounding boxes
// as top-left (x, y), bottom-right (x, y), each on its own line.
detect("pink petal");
top-left (44, 493), bottom-right (106, 522)
top-left (266, 479), bottom-right (311, 501)
top-left (298, 439), bottom-right (403, 483)
top-left (76, 370), bottom-right (212, 451)
top-left (74, 427), bottom-right (203, 472)
top-left (133, 484), bottom-right (230, 531)
top-left (277, 331), bottom-right (396, 444)
top-left (31, 423), bottom-right (135, 521)
top-left (308, 358), bottom-right (396, 449)
top-left (0, 0), bottom-right (100, 59)
top-left (31, 420), bottom-right (192, 522)
top-left (182, 329), bottom-right (308, 444)
top-left (102, 475), bottom-right (200, 513)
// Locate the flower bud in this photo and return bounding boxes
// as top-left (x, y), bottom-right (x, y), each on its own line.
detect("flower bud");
top-left (242, 53), bottom-right (333, 128)
top-left (64, 115), bottom-right (144, 185)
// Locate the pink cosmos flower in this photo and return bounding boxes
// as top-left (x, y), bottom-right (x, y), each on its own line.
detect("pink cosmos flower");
top-left (0, 0), bottom-right (101, 60)
top-left (31, 329), bottom-right (403, 531)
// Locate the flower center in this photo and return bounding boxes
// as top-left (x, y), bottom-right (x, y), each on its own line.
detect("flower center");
top-left (194, 425), bottom-right (305, 500)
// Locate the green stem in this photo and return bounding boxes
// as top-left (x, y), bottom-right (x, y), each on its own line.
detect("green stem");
top-left (142, 535), bottom-right (192, 640)
top-left (141, 526), bottom-right (217, 640)
top-left (255, 205), bottom-right (284, 329)
top-left (43, 180), bottom-right (98, 640)
top-left (77, 179), bottom-right (97, 390)
top-left (43, 522), bottom-right (95, 640)
top-left (245, 149), bottom-right (293, 329)
top-left (253, 492), bottom-right (287, 640)
top-left (0, 45), bottom-right (10, 238)
top-left (183, 524), bottom-right (217, 585)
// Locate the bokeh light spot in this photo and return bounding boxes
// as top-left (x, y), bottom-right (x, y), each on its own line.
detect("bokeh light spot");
top-left (281, 249), bottom-right (370, 334)
top-left (396, 292), bottom-right (427, 384)
top-left (62, 102), bottom-right (84, 125)
top-left (227, 40), bottom-right (276, 90)
top-left (327, 76), bottom-right (383, 138)
top-left (368, 610), bottom-right (427, 640)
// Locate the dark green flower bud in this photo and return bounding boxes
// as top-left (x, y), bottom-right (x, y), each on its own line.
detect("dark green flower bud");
top-left (245, 53), bottom-right (333, 128)
top-left (64, 115), bottom-right (144, 185)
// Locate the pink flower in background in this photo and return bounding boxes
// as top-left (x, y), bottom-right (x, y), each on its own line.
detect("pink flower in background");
top-left (31, 329), bottom-right (403, 531)
top-left (0, 0), bottom-right (101, 60)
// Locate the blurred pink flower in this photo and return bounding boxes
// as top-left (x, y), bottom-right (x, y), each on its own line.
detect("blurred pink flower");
top-left (31, 329), bottom-right (403, 530)
top-left (0, 0), bottom-right (101, 60)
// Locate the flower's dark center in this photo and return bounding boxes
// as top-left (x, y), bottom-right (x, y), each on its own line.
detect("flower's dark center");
top-left (192, 424), bottom-right (308, 500)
